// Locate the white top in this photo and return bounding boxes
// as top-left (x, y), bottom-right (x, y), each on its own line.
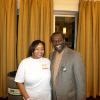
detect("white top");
top-left (15, 57), bottom-right (51, 100)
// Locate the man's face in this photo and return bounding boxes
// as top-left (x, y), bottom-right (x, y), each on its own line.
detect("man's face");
top-left (51, 34), bottom-right (65, 52)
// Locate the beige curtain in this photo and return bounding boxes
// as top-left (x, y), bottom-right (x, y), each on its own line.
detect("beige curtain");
top-left (77, 0), bottom-right (100, 98)
top-left (0, 0), bottom-right (7, 97)
top-left (18, 0), bottom-right (53, 64)
top-left (0, 0), bottom-right (17, 97)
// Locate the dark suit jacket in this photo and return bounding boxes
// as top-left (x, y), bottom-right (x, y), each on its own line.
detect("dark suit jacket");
top-left (50, 46), bottom-right (86, 100)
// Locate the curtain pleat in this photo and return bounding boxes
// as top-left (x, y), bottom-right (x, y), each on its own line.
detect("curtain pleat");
top-left (77, 0), bottom-right (100, 98)
top-left (17, 0), bottom-right (30, 64)
top-left (6, 0), bottom-right (17, 72)
top-left (0, 0), bottom-right (7, 97)
top-left (0, 0), bottom-right (17, 97)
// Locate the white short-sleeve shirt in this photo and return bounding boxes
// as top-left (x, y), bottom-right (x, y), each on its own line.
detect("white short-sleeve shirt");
top-left (15, 57), bottom-right (51, 100)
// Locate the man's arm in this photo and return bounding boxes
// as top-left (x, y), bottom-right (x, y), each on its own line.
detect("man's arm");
top-left (73, 53), bottom-right (86, 100)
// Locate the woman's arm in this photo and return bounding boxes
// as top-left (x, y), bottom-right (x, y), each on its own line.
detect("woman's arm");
top-left (16, 82), bottom-right (30, 100)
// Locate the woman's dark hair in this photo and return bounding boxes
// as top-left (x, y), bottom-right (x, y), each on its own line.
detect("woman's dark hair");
top-left (28, 40), bottom-right (45, 57)
top-left (50, 32), bottom-right (65, 42)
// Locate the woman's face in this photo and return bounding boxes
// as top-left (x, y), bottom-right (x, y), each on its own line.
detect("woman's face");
top-left (32, 43), bottom-right (44, 59)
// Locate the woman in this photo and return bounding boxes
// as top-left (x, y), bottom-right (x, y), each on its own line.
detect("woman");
top-left (15, 40), bottom-right (51, 100)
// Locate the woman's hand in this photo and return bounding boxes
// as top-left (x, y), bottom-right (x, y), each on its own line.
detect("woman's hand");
top-left (23, 97), bottom-right (33, 100)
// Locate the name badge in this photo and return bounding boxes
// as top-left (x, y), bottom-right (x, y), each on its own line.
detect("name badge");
top-left (42, 64), bottom-right (48, 69)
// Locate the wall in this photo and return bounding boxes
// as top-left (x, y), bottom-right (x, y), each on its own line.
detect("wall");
top-left (54, 0), bottom-right (79, 11)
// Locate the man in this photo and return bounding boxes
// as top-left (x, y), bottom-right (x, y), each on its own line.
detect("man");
top-left (50, 32), bottom-right (86, 100)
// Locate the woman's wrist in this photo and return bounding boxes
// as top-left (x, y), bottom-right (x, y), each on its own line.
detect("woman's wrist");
top-left (23, 97), bottom-right (30, 100)
top-left (27, 97), bottom-right (33, 100)
top-left (26, 98), bottom-right (30, 100)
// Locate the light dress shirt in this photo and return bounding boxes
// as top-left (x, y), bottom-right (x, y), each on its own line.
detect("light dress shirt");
top-left (52, 51), bottom-right (63, 85)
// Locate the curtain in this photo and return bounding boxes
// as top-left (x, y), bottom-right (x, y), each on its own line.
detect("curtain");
top-left (0, 0), bottom-right (7, 97)
top-left (0, 0), bottom-right (17, 97)
top-left (0, 0), bottom-right (53, 97)
top-left (77, 0), bottom-right (100, 98)
top-left (18, 0), bottom-right (53, 64)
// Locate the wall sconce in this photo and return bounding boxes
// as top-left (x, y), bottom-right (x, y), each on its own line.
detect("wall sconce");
top-left (63, 27), bottom-right (66, 34)
top-left (63, 27), bottom-right (68, 42)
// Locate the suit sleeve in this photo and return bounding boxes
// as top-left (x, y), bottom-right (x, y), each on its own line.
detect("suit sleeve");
top-left (73, 53), bottom-right (86, 100)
